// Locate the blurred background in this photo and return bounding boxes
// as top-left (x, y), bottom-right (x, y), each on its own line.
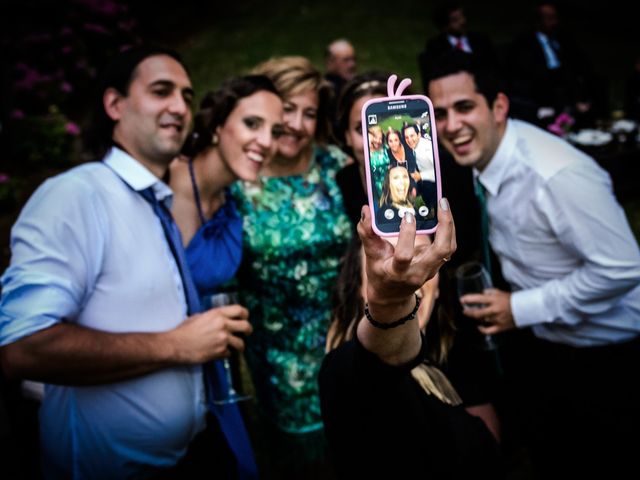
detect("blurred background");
top-left (0, 1), bottom-right (638, 477)
top-left (0, 0), bottom-right (638, 265)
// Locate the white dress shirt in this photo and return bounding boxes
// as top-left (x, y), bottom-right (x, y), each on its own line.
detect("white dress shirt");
top-left (414, 136), bottom-right (436, 182)
top-left (477, 120), bottom-right (640, 347)
top-left (0, 147), bottom-right (207, 478)
top-left (448, 34), bottom-right (472, 53)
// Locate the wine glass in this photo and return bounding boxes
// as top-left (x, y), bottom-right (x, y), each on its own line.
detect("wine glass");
top-left (455, 261), bottom-right (499, 351)
top-left (202, 291), bottom-right (251, 404)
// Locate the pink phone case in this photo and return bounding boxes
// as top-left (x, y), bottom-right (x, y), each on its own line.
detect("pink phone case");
top-left (361, 93), bottom-right (442, 237)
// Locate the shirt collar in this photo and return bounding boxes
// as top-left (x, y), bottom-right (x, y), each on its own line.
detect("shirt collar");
top-left (103, 146), bottom-right (173, 203)
top-left (476, 119), bottom-right (517, 197)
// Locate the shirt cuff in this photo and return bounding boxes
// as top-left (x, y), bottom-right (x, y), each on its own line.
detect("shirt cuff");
top-left (510, 288), bottom-right (548, 328)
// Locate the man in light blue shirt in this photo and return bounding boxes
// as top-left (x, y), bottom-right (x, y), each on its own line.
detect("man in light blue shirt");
top-left (428, 52), bottom-right (640, 479)
top-left (0, 46), bottom-right (253, 479)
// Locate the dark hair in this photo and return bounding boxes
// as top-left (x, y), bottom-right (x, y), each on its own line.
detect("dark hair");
top-left (335, 71), bottom-right (390, 149)
top-left (328, 236), bottom-right (365, 351)
top-left (433, 1), bottom-right (463, 30)
top-left (328, 236), bottom-right (456, 364)
top-left (427, 50), bottom-right (503, 107)
top-left (402, 122), bottom-right (420, 137)
top-left (181, 75), bottom-right (280, 157)
top-left (83, 45), bottom-right (188, 160)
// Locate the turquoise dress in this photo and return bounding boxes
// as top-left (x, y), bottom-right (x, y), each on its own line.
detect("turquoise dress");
top-left (370, 147), bottom-right (390, 201)
top-left (231, 145), bottom-right (352, 434)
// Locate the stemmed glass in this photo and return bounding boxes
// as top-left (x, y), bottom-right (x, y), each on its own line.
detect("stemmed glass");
top-left (202, 291), bottom-right (251, 405)
top-left (455, 261), bottom-right (499, 351)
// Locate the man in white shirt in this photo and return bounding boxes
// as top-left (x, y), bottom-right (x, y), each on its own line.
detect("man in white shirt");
top-left (0, 46), bottom-right (253, 479)
top-left (428, 51), bottom-right (640, 479)
top-left (403, 122), bottom-right (436, 183)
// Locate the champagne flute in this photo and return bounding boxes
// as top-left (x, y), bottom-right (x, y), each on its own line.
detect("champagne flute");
top-left (202, 291), bottom-right (251, 404)
top-left (455, 261), bottom-right (499, 351)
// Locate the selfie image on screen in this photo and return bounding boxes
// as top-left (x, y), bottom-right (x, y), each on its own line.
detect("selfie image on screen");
top-left (365, 98), bottom-right (437, 233)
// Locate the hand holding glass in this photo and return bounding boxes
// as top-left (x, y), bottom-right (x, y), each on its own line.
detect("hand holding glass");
top-left (455, 262), bottom-right (498, 351)
top-left (202, 292), bottom-right (251, 404)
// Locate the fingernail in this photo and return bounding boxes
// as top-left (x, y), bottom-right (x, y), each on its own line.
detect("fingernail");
top-left (439, 197), bottom-right (450, 211)
top-left (404, 212), bottom-right (414, 224)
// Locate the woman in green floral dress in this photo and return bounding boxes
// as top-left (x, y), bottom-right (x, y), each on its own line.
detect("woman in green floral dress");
top-left (231, 56), bottom-right (352, 477)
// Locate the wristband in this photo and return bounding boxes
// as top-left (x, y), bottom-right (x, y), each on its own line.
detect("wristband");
top-left (364, 294), bottom-right (421, 330)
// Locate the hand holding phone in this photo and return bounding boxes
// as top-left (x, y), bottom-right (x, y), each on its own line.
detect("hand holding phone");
top-left (361, 90), bottom-right (441, 236)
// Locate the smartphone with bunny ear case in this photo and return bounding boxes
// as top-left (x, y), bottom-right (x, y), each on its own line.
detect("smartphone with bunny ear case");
top-left (362, 94), bottom-right (442, 237)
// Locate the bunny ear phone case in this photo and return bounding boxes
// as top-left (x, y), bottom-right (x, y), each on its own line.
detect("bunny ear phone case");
top-left (361, 75), bottom-right (442, 236)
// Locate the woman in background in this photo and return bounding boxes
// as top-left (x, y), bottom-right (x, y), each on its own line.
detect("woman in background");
top-left (334, 71), bottom-right (390, 224)
top-left (232, 56), bottom-right (351, 478)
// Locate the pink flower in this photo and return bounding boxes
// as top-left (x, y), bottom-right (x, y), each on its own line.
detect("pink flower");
top-left (547, 112), bottom-right (575, 137)
top-left (547, 123), bottom-right (565, 137)
top-left (556, 112), bottom-right (575, 127)
top-left (0, 173), bottom-right (10, 183)
top-left (60, 82), bottom-right (73, 93)
top-left (10, 109), bottom-right (25, 119)
top-left (65, 122), bottom-right (81, 136)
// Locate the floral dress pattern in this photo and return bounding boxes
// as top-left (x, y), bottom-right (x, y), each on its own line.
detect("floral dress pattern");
top-left (370, 147), bottom-right (390, 205)
top-left (232, 145), bottom-right (352, 433)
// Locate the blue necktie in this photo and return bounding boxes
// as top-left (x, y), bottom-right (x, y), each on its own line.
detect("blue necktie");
top-left (474, 180), bottom-right (493, 279)
top-left (140, 187), bottom-right (258, 480)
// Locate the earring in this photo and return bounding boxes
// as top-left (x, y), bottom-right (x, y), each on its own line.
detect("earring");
top-left (211, 133), bottom-right (219, 146)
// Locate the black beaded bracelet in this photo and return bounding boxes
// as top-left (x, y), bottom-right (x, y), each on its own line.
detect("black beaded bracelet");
top-left (364, 294), bottom-right (422, 330)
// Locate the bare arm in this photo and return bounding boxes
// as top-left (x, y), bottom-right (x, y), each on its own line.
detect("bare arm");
top-left (356, 199), bottom-right (456, 366)
top-left (0, 305), bottom-right (252, 386)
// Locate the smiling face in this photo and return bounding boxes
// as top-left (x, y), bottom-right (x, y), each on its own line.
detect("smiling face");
top-left (108, 54), bottom-right (194, 174)
top-left (389, 166), bottom-right (410, 203)
top-left (429, 71), bottom-right (507, 171)
top-left (387, 131), bottom-right (402, 154)
top-left (404, 125), bottom-right (420, 150)
top-left (277, 89), bottom-right (318, 159)
top-left (216, 90), bottom-right (284, 182)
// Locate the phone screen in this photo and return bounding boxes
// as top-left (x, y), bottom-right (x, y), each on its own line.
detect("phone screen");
top-left (362, 95), bottom-right (440, 235)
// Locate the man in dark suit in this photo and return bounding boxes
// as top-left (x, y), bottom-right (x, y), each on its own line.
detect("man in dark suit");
top-left (505, 1), bottom-right (606, 126)
top-left (418, 2), bottom-right (496, 90)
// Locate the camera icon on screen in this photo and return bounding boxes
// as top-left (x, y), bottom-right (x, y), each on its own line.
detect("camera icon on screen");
top-left (367, 114), bottom-right (378, 125)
